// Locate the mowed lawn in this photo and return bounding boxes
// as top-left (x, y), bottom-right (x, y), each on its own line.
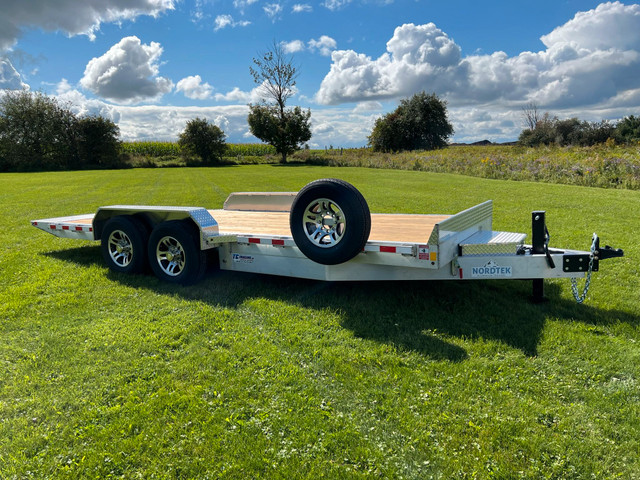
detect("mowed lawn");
top-left (1, 165), bottom-right (638, 479)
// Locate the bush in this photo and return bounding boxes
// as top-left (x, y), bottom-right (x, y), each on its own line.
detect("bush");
top-left (368, 92), bottom-right (453, 152)
top-left (178, 118), bottom-right (227, 164)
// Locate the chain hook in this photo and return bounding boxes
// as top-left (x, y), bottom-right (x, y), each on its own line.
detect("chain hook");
top-left (570, 234), bottom-right (597, 304)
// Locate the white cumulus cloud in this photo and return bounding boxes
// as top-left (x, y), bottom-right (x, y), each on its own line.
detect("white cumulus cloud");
top-left (282, 40), bottom-right (306, 54)
top-left (233, 0), bottom-right (259, 14)
top-left (316, 3), bottom-right (640, 117)
top-left (292, 4), bottom-right (312, 13)
top-left (80, 36), bottom-right (173, 104)
top-left (176, 75), bottom-right (213, 100)
top-left (0, 0), bottom-right (174, 51)
top-left (322, 0), bottom-right (352, 11)
top-left (214, 14), bottom-right (251, 31)
top-left (263, 3), bottom-right (283, 20)
top-left (0, 58), bottom-right (29, 90)
top-left (308, 36), bottom-right (337, 56)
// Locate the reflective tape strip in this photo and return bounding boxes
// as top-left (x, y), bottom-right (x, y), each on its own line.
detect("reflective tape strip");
top-left (46, 223), bottom-right (92, 232)
top-left (363, 244), bottom-right (413, 255)
top-left (237, 236), bottom-right (295, 247)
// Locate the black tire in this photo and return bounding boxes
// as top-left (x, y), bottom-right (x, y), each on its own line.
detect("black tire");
top-left (290, 178), bottom-right (371, 265)
top-left (101, 216), bottom-right (150, 274)
top-left (147, 220), bottom-right (207, 285)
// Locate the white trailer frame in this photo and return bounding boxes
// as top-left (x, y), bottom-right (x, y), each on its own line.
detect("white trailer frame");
top-left (31, 180), bottom-right (623, 302)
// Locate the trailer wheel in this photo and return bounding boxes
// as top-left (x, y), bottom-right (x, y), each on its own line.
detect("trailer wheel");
top-left (148, 220), bottom-right (207, 285)
top-left (101, 216), bottom-right (149, 274)
top-left (290, 178), bottom-right (371, 265)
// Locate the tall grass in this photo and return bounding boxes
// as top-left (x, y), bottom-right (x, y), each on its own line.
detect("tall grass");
top-left (296, 144), bottom-right (640, 190)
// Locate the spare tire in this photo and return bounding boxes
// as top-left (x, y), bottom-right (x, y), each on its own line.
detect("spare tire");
top-left (290, 178), bottom-right (371, 265)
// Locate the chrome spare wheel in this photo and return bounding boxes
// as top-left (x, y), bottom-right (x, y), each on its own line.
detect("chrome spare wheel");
top-left (289, 178), bottom-right (371, 265)
top-left (302, 198), bottom-right (346, 248)
top-left (155, 235), bottom-right (187, 277)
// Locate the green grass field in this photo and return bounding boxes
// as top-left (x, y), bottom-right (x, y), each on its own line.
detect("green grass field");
top-left (1, 166), bottom-right (638, 479)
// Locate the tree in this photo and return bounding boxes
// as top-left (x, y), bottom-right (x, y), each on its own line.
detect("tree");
top-left (247, 105), bottom-right (311, 162)
top-left (0, 90), bottom-right (78, 171)
top-left (368, 92), bottom-right (453, 152)
top-left (615, 115), bottom-right (640, 143)
top-left (521, 102), bottom-right (541, 130)
top-left (76, 116), bottom-right (122, 168)
top-left (178, 117), bottom-right (227, 164)
top-left (248, 42), bottom-right (311, 163)
top-left (0, 90), bottom-right (123, 171)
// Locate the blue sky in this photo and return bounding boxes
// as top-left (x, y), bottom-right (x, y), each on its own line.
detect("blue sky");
top-left (2, 0), bottom-right (640, 146)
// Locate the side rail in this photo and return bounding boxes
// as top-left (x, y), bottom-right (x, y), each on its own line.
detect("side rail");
top-left (428, 200), bottom-right (493, 268)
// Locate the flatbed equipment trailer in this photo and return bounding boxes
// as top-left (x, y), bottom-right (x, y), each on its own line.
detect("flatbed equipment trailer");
top-left (31, 178), bottom-right (623, 303)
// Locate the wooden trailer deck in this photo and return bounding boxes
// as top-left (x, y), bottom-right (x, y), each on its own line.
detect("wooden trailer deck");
top-left (34, 210), bottom-right (451, 245)
top-left (209, 209), bottom-right (450, 244)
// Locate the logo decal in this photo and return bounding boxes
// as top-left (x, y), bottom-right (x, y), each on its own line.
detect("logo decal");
top-left (471, 260), bottom-right (512, 278)
top-left (232, 253), bottom-right (254, 264)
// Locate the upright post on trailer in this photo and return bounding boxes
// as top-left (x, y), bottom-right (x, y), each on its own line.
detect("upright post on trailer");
top-left (531, 210), bottom-right (548, 302)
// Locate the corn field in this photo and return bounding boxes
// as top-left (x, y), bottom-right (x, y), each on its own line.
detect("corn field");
top-left (120, 142), bottom-right (276, 158)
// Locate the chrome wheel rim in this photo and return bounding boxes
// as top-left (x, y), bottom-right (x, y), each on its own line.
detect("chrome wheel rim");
top-left (155, 236), bottom-right (186, 277)
top-left (108, 230), bottom-right (133, 267)
top-left (302, 198), bottom-right (346, 248)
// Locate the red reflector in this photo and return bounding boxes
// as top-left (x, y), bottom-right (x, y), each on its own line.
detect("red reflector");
top-left (32, 222), bottom-right (38, 226)
top-left (459, 269), bottom-right (464, 279)
top-left (272, 239), bottom-right (284, 246)
top-left (248, 238), bottom-right (260, 244)
top-left (75, 226), bottom-right (83, 231)
top-left (379, 246), bottom-right (396, 253)
top-left (62, 225), bottom-right (69, 230)
top-left (49, 225), bottom-right (56, 230)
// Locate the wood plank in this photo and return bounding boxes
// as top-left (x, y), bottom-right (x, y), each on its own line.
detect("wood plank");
top-left (209, 209), bottom-right (449, 244)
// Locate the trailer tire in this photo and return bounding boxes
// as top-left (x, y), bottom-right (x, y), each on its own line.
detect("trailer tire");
top-left (148, 220), bottom-right (207, 285)
top-left (101, 216), bottom-right (150, 274)
top-left (290, 178), bottom-right (371, 265)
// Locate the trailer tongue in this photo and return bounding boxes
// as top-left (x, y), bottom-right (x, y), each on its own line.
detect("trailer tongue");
top-left (31, 178), bottom-right (623, 303)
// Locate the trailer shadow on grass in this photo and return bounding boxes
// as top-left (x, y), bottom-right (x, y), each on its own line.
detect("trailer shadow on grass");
top-left (47, 246), bottom-right (638, 359)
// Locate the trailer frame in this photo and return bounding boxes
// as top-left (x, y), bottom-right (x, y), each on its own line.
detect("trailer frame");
top-left (31, 179), bottom-right (623, 302)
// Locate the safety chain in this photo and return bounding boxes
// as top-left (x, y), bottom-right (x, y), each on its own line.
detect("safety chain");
top-left (570, 234), bottom-right (598, 304)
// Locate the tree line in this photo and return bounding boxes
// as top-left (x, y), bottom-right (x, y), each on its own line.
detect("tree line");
top-left (519, 104), bottom-right (640, 147)
top-left (0, 90), bottom-right (122, 171)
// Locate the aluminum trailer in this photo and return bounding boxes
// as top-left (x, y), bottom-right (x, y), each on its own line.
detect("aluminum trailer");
top-left (31, 178), bottom-right (623, 303)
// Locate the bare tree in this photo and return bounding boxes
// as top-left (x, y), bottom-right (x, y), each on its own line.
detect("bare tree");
top-left (522, 102), bottom-right (541, 130)
top-left (248, 41), bottom-right (311, 163)
top-left (250, 41), bottom-right (298, 117)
